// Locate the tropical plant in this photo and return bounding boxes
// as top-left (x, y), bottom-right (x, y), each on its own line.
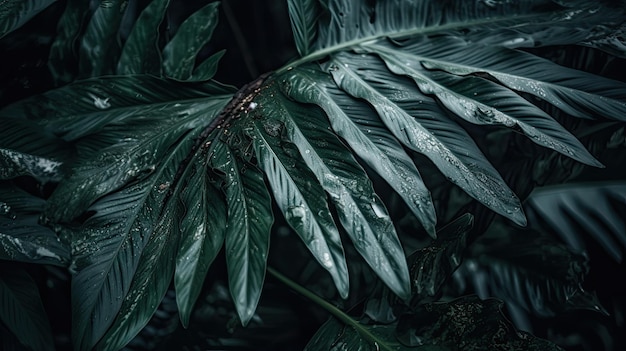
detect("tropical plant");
top-left (1, 0), bottom-right (625, 350)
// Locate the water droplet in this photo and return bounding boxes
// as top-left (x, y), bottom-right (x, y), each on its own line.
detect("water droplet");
top-left (370, 201), bottom-right (388, 219)
top-left (88, 92), bottom-right (111, 109)
top-left (285, 205), bottom-right (307, 226)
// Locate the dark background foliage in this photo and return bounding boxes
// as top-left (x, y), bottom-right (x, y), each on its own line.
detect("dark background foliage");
top-left (1, 0), bottom-right (625, 350)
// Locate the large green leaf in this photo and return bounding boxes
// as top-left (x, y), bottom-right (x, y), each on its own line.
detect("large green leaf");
top-left (11, 76), bottom-right (234, 222)
top-left (162, 2), bottom-right (221, 80)
top-left (0, 268), bottom-right (55, 351)
top-left (310, 0), bottom-right (624, 55)
top-left (327, 53), bottom-right (526, 225)
top-left (279, 65), bottom-right (437, 236)
top-left (0, 184), bottom-right (69, 266)
top-left (0, 0), bottom-right (56, 39)
top-left (117, 0), bottom-right (170, 76)
top-left (210, 141), bottom-right (273, 326)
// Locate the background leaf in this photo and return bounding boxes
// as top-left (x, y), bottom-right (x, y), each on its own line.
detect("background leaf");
top-left (162, 2), bottom-right (220, 80)
top-left (117, 0), bottom-right (170, 76)
top-left (0, 267), bottom-right (55, 351)
top-left (0, 184), bottom-right (69, 266)
top-left (78, 0), bottom-right (126, 78)
top-left (287, 0), bottom-right (319, 56)
top-left (526, 181), bottom-right (626, 262)
top-left (0, 0), bottom-right (56, 38)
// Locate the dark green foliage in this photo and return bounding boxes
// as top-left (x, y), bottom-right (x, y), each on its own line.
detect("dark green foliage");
top-left (1, 0), bottom-right (625, 350)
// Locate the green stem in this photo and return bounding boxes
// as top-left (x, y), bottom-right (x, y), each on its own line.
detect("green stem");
top-left (266, 266), bottom-right (387, 349)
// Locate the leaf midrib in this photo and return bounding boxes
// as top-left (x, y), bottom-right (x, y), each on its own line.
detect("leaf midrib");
top-left (277, 11), bottom-right (558, 74)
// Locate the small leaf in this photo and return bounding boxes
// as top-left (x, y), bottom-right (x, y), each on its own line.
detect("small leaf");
top-left (189, 49), bottom-right (226, 82)
top-left (396, 296), bottom-right (562, 350)
top-left (162, 2), bottom-right (221, 80)
top-left (0, 268), bottom-right (55, 351)
top-left (305, 317), bottom-right (408, 351)
top-left (117, 0), bottom-right (170, 75)
top-left (210, 142), bottom-right (273, 326)
top-left (79, 0), bottom-right (126, 78)
top-left (0, 0), bottom-right (56, 39)
top-left (407, 213), bottom-right (472, 303)
top-left (287, 0), bottom-right (319, 56)
top-left (175, 139), bottom-right (227, 327)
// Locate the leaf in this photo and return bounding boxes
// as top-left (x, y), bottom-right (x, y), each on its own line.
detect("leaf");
top-left (20, 76), bottom-right (233, 222)
top-left (526, 181), bottom-right (626, 262)
top-left (312, 0), bottom-right (624, 53)
top-left (0, 184), bottom-right (70, 266)
top-left (365, 214), bottom-right (473, 323)
top-left (308, 296), bottom-right (561, 351)
top-left (70, 130), bottom-right (197, 351)
top-left (117, 0), bottom-right (170, 76)
top-left (0, 119), bottom-right (69, 160)
top-left (391, 36), bottom-right (626, 121)
top-left (94, 199), bottom-right (181, 351)
top-left (279, 65), bottom-right (437, 236)
top-left (174, 139), bottom-right (227, 327)
top-left (407, 213), bottom-right (472, 303)
top-left (0, 268), bottom-right (55, 351)
top-left (0, 0), bottom-right (56, 39)
top-left (0, 148), bottom-right (62, 182)
top-left (370, 41), bottom-right (603, 167)
top-left (189, 49), bottom-right (226, 82)
top-left (461, 222), bottom-right (606, 317)
top-left (78, 0), bottom-right (126, 78)
top-left (210, 142), bottom-right (273, 326)
top-left (305, 317), bottom-right (409, 351)
top-left (327, 53), bottom-right (526, 226)
top-left (162, 2), bottom-right (220, 80)
top-left (48, 0), bottom-right (90, 84)
top-left (287, 0), bottom-right (319, 56)
top-left (396, 296), bottom-right (562, 350)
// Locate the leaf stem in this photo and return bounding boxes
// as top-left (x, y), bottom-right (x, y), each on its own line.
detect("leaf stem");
top-left (266, 266), bottom-right (388, 349)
